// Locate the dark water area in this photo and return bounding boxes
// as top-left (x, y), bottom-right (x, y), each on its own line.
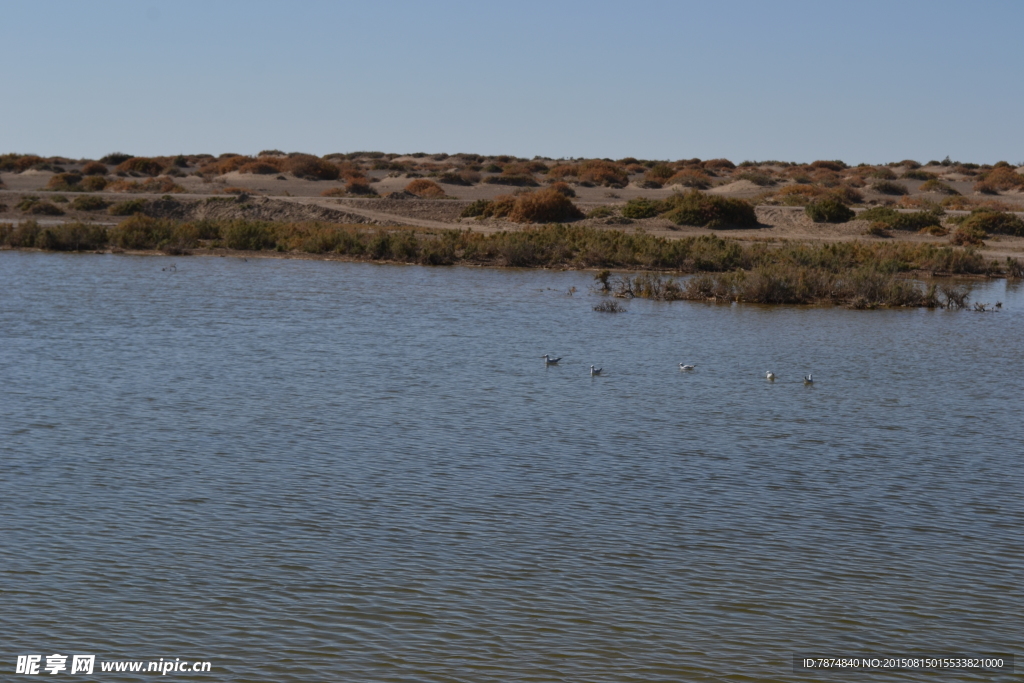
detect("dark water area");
top-left (1, 251), bottom-right (1022, 682)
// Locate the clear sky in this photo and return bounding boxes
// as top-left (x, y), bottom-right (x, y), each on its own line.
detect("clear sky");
top-left (2, 0), bottom-right (1021, 164)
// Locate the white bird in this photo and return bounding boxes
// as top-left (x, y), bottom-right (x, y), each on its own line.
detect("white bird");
top-left (542, 355), bottom-right (561, 365)
top-left (590, 365), bottom-right (602, 376)
top-left (679, 363), bottom-right (696, 371)
top-left (765, 370), bottom-right (775, 381)
top-left (803, 373), bottom-right (813, 385)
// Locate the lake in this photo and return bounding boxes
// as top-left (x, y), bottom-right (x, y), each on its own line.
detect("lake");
top-left (1, 251), bottom-right (1021, 681)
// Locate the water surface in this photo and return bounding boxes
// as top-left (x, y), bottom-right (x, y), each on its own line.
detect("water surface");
top-left (1, 252), bottom-right (1021, 681)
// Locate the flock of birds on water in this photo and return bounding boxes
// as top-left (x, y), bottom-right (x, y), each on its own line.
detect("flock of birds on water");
top-left (541, 355), bottom-right (814, 384)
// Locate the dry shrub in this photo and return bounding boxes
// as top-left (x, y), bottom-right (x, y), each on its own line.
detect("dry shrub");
top-left (660, 190), bottom-right (758, 228)
top-left (940, 195), bottom-right (1014, 211)
top-left (547, 164), bottom-right (579, 180)
top-left (549, 181), bottom-right (575, 197)
top-left (774, 184), bottom-right (826, 205)
top-left (81, 161), bottom-right (108, 176)
top-left (950, 226), bottom-right (986, 246)
top-left (321, 187), bottom-right (346, 197)
top-left (106, 178), bottom-right (185, 193)
top-left (405, 179), bottom-right (446, 198)
top-left (0, 154), bottom-right (45, 172)
top-left (287, 155), bottom-right (340, 180)
top-left (974, 167), bottom-right (1024, 194)
top-left (645, 163), bottom-right (676, 183)
top-left (46, 173), bottom-right (84, 191)
top-left (665, 169), bottom-right (712, 189)
top-left (577, 160), bottom-right (628, 187)
top-left (810, 160), bottom-right (846, 171)
top-left (345, 178), bottom-right (377, 195)
top-left (703, 158), bottom-right (736, 170)
top-left (81, 176), bottom-right (108, 192)
top-left (238, 159), bottom-right (284, 175)
top-left (222, 187), bottom-right (251, 195)
top-left (439, 169), bottom-right (481, 185)
top-left (508, 189), bottom-right (584, 223)
top-left (116, 157), bottom-right (166, 176)
top-left (24, 201), bottom-right (65, 216)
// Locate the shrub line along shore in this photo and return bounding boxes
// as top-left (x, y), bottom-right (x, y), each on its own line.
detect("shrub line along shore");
top-left (4, 151), bottom-right (1024, 307)
top-left (2, 218), bottom-right (1018, 308)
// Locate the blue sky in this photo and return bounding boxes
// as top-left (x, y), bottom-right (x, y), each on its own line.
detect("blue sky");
top-left (2, 0), bottom-right (1021, 164)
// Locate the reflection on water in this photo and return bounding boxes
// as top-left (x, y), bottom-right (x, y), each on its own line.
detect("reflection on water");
top-left (1, 252), bottom-right (1022, 682)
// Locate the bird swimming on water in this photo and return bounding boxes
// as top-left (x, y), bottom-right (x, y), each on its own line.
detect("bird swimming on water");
top-left (590, 365), bottom-right (602, 376)
top-left (679, 363), bottom-right (696, 371)
top-left (803, 373), bottom-right (813, 385)
top-left (765, 370), bottom-right (775, 381)
top-left (542, 355), bottom-right (561, 365)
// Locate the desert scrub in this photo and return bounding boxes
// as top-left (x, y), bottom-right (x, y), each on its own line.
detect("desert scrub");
top-left (919, 179), bottom-right (959, 195)
top-left (19, 198), bottom-right (65, 215)
top-left (115, 157), bottom-right (166, 176)
top-left (973, 167), bottom-right (1024, 194)
top-left (287, 155), bottom-right (340, 180)
top-left (805, 197), bottom-right (854, 223)
top-left (857, 207), bottom-right (943, 231)
top-left (954, 209), bottom-right (1024, 237)
top-left (621, 198), bottom-right (662, 219)
top-left (576, 160), bottom-right (628, 188)
top-left (46, 173), bottom-right (85, 191)
top-left (871, 180), bottom-right (909, 195)
top-left (549, 181), bottom-right (576, 197)
top-left (507, 188), bottom-right (584, 223)
top-left (106, 178), bottom-right (185, 193)
top-left (950, 225), bottom-right (986, 247)
top-left (70, 195), bottom-right (110, 211)
top-left (903, 169), bottom-right (938, 181)
top-left (736, 171), bottom-right (776, 186)
top-left (81, 161), bottom-right (108, 176)
top-left (660, 191), bottom-right (758, 229)
top-left (665, 169), bottom-right (712, 189)
top-left (405, 179), bottom-right (446, 198)
top-left (108, 199), bottom-right (147, 216)
top-left (586, 206), bottom-right (615, 219)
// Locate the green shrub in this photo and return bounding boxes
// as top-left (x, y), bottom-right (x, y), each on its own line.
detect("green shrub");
top-left (660, 191), bottom-right (758, 228)
top-left (71, 195), bottom-right (111, 211)
top-left (108, 199), bottom-right (147, 216)
top-left (919, 179), bottom-right (959, 195)
top-left (872, 180), bottom-right (909, 195)
top-left (109, 215), bottom-right (174, 249)
top-left (805, 198), bottom-right (855, 223)
top-left (958, 209), bottom-right (1024, 237)
top-left (736, 171), bottom-right (776, 186)
top-left (1, 220), bottom-right (43, 247)
top-left (586, 206), bottom-right (614, 219)
top-left (857, 206), bottom-right (942, 231)
top-left (23, 200), bottom-right (65, 216)
top-left (460, 199), bottom-right (491, 218)
top-left (903, 169), bottom-right (937, 181)
top-left (34, 221), bottom-right (108, 251)
top-left (223, 220), bottom-right (274, 250)
top-left (621, 198), bottom-right (662, 219)
top-left (869, 167), bottom-right (897, 180)
top-left (101, 153), bottom-right (133, 165)
top-left (46, 173), bottom-right (84, 191)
